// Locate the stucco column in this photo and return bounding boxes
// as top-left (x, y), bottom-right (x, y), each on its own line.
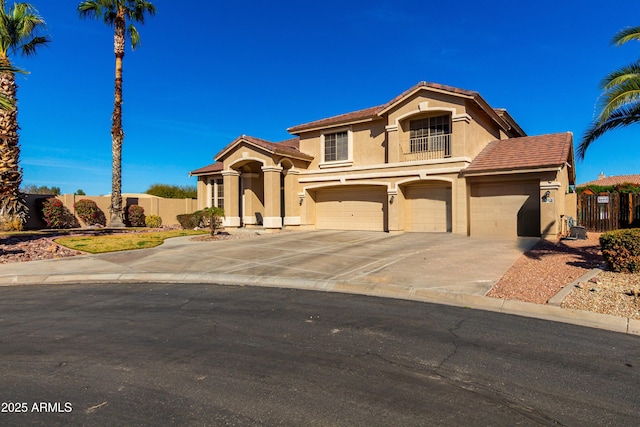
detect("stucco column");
top-left (283, 169), bottom-right (301, 226)
top-left (387, 188), bottom-right (400, 233)
top-left (242, 173), bottom-right (260, 225)
top-left (386, 124), bottom-right (399, 163)
top-left (540, 181), bottom-right (562, 239)
top-left (196, 178), bottom-right (207, 210)
top-left (222, 170), bottom-right (241, 227)
top-left (205, 178), bottom-right (213, 209)
top-left (262, 165), bottom-right (283, 228)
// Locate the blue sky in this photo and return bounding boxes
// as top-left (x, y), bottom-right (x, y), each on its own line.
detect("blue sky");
top-left (12, 0), bottom-right (640, 195)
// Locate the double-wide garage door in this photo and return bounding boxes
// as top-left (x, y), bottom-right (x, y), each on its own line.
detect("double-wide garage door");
top-left (315, 186), bottom-right (385, 231)
top-left (470, 181), bottom-right (540, 238)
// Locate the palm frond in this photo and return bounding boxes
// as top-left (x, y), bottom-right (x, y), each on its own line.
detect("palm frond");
top-left (597, 78), bottom-right (640, 122)
top-left (128, 0), bottom-right (156, 23)
top-left (612, 26), bottom-right (640, 46)
top-left (128, 23), bottom-right (139, 49)
top-left (600, 61), bottom-right (640, 90)
top-left (20, 35), bottom-right (49, 56)
top-left (0, 2), bottom-right (49, 58)
top-left (579, 103), bottom-right (640, 159)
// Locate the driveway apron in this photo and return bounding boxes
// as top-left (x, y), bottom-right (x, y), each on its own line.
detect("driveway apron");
top-left (0, 230), bottom-right (537, 296)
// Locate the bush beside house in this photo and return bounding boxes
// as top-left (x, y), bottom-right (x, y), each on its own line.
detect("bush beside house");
top-left (600, 229), bottom-right (640, 273)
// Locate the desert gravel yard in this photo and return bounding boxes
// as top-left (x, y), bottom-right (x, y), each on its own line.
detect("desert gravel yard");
top-left (2, 230), bottom-right (640, 320)
top-left (488, 232), bottom-right (640, 320)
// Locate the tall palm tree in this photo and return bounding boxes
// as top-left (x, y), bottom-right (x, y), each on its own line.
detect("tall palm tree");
top-left (579, 26), bottom-right (640, 159)
top-left (0, 1), bottom-right (49, 230)
top-left (78, 0), bottom-right (156, 227)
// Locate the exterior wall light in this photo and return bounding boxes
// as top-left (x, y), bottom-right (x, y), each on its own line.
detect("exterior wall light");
top-left (299, 197), bottom-right (304, 205)
top-left (389, 195), bottom-right (395, 204)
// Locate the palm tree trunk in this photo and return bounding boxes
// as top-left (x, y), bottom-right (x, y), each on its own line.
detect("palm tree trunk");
top-left (109, 11), bottom-right (126, 227)
top-left (0, 55), bottom-right (26, 231)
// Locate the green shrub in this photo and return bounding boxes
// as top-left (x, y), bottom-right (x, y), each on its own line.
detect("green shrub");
top-left (74, 199), bottom-right (105, 226)
top-left (202, 207), bottom-right (224, 235)
top-left (145, 215), bottom-right (162, 228)
top-left (40, 198), bottom-right (78, 229)
top-left (126, 204), bottom-right (146, 227)
top-left (600, 229), bottom-right (640, 273)
top-left (176, 211), bottom-right (205, 229)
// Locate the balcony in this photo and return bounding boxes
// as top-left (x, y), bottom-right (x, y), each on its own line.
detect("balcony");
top-left (401, 134), bottom-right (451, 162)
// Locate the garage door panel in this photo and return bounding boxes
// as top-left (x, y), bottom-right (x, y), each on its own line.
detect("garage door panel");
top-left (316, 187), bottom-right (385, 231)
top-left (470, 182), bottom-right (540, 238)
top-left (405, 185), bottom-right (452, 232)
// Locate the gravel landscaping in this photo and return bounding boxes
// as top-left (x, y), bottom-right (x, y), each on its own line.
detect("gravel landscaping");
top-left (2, 230), bottom-right (639, 320)
top-left (488, 232), bottom-right (640, 320)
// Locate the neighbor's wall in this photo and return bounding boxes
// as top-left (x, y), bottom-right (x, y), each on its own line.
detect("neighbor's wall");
top-left (23, 193), bottom-right (198, 229)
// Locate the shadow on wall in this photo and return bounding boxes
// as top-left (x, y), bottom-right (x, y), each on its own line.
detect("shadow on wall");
top-left (516, 194), bottom-right (541, 238)
top-left (24, 194), bottom-right (55, 229)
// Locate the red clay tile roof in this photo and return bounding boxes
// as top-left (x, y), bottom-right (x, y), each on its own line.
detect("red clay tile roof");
top-left (578, 174), bottom-right (640, 187)
top-left (287, 105), bottom-right (385, 134)
top-left (215, 135), bottom-right (313, 162)
top-left (190, 162), bottom-right (223, 176)
top-left (287, 81), bottom-right (523, 136)
top-left (464, 132), bottom-right (573, 175)
top-left (287, 82), bottom-right (473, 133)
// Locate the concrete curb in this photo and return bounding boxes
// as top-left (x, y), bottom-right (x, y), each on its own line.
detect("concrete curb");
top-left (547, 268), bottom-right (604, 307)
top-left (1, 272), bottom-right (637, 336)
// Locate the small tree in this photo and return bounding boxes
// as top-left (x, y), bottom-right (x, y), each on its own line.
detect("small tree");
top-left (22, 184), bottom-right (61, 195)
top-left (203, 206), bottom-right (224, 236)
top-left (145, 183), bottom-right (197, 199)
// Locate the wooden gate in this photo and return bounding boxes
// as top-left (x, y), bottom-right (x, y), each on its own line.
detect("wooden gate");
top-left (578, 192), bottom-right (640, 232)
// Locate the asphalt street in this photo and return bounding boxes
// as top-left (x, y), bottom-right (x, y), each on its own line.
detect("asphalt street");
top-left (0, 283), bottom-right (638, 426)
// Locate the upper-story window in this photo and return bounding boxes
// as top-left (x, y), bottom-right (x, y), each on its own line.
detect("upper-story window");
top-left (324, 131), bottom-right (348, 162)
top-left (409, 115), bottom-right (451, 157)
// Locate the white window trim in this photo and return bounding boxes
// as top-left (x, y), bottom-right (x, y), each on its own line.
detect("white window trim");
top-left (210, 177), bottom-right (224, 209)
top-left (319, 127), bottom-right (353, 168)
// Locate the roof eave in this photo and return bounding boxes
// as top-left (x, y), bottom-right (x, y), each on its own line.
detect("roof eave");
top-left (376, 83), bottom-right (475, 116)
top-left (464, 165), bottom-right (565, 177)
top-left (287, 116), bottom-right (381, 135)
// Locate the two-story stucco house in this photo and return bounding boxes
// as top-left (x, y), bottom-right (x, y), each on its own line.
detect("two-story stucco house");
top-left (190, 82), bottom-right (576, 239)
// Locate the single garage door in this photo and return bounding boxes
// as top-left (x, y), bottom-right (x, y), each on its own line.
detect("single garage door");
top-left (315, 186), bottom-right (385, 231)
top-left (405, 184), bottom-right (452, 232)
top-left (470, 181), bottom-right (540, 238)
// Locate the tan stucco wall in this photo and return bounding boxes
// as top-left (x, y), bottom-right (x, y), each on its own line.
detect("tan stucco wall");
top-left (297, 120), bottom-right (387, 170)
top-left (466, 168), bottom-right (574, 239)
top-left (197, 177), bottom-right (208, 210)
top-left (24, 194), bottom-right (198, 229)
top-left (192, 88), bottom-right (571, 239)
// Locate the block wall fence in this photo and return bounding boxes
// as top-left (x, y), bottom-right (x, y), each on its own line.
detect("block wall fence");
top-left (23, 194), bottom-right (198, 230)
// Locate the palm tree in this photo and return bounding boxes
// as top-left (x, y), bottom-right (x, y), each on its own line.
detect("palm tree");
top-left (579, 26), bottom-right (640, 159)
top-left (0, 1), bottom-right (49, 231)
top-left (78, 0), bottom-right (156, 227)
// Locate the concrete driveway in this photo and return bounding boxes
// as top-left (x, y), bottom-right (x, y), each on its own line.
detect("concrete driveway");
top-left (0, 230), bottom-right (538, 297)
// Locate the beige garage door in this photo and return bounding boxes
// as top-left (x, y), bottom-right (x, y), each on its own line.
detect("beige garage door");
top-left (470, 181), bottom-right (540, 238)
top-left (315, 186), bottom-right (385, 231)
top-left (405, 184), bottom-right (452, 232)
